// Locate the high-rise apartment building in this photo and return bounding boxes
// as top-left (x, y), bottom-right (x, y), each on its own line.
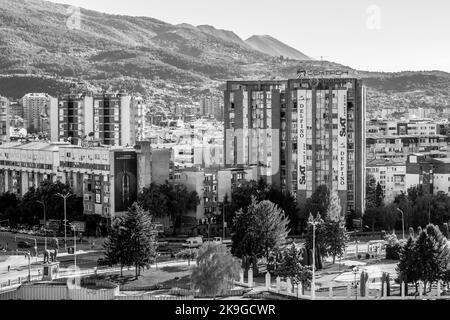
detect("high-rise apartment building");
top-left (224, 77), bottom-right (366, 216)
top-left (20, 93), bottom-right (57, 134)
top-left (54, 93), bottom-right (144, 146)
top-left (0, 96), bottom-right (10, 143)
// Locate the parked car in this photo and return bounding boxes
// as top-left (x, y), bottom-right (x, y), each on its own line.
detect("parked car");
top-left (17, 241), bottom-right (32, 249)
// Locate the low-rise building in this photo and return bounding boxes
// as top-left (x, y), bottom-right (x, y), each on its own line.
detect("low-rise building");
top-left (366, 159), bottom-right (406, 204)
top-left (0, 96), bottom-right (10, 143)
top-left (406, 154), bottom-right (450, 196)
top-left (172, 166), bottom-right (258, 235)
top-left (366, 134), bottom-right (449, 161)
top-left (0, 140), bottom-right (170, 227)
top-left (0, 141), bottom-right (64, 195)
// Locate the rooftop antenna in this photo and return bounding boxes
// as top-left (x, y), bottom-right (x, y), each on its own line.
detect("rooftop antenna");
top-left (317, 55), bottom-right (329, 67)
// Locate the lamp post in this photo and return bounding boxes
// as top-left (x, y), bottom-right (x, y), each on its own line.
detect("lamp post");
top-left (37, 200), bottom-right (47, 250)
top-left (353, 266), bottom-right (359, 300)
top-left (396, 208), bottom-right (405, 240)
top-left (56, 192), bottom-right (73, 252)
top-left (308, 212), bottom-right (321, 300)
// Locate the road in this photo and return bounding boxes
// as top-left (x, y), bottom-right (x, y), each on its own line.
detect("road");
top-left (0, 231), bottom-right (104, 253)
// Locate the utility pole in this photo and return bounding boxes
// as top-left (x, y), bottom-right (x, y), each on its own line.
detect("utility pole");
top-left (308, 212), bottom-right (321, 300)
top-left (56, 192), bottom-right (73, 252)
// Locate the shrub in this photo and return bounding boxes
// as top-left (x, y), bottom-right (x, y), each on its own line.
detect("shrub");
top-left (384, 232), bottom-right (404, 260)
top-left (357, 254), bottom-right (362, 259)
top-left (365, 253), bottom-right (370, 259)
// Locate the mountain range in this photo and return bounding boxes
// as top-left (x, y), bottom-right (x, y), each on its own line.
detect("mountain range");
top-left (0, 0), bottom-right (449, 112)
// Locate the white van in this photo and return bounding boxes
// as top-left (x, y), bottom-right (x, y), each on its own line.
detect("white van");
top-left (182, 236), bottom-right (203, 248)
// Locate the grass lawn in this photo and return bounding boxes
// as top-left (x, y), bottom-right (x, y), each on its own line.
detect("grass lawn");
top-left (99, 264), bottom-right (194, 290)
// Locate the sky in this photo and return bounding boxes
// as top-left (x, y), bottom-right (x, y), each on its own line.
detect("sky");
top-left (47, 0), bottom-right (450, 72)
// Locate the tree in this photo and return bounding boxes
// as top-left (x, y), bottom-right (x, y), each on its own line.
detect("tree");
top-left (191, 242), bottom-right (240, 299)
top-left (103, 217), bottom-right (132, 276)
top-left (396, 237), bottom-right (418, 294)
top-left (19, 180), bottom-right (83, 226)
top-left (229, 179), bottom-right (300, 234)
top-left (366, 174), bottom-right (378, 208)
top-left (138, 181), bottom-right (199, 235)
top-left (375, 182), bottom-right (384, 208)
top-left (138, 183), bottom-right (169, 218)
top-left (274, 244), bottom-right (312, 295)
top-left (305, 185), bottom-right (330, 218)
top-left (405, 224), bottom-right (450, 292)
top-left (124, 203), bottom-right (158, 278)
top-left (175, 248), bottom-right (198, 266)
top-left (103, 203), bottom-right (158, 278)
top-left (0, 192), bottom-right (20, 225)
top-left (231, 199), bottom-right (290, 274)
top-left (322, 192), bottom-right (348, 264)
top-left (304, 213), bottom-right (325, 270)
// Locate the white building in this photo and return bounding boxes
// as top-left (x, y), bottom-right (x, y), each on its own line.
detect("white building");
top-left (366, 159), bottom-right (406, 204)
top-left (0, 96), bottom-right (10, 143)
top-left (20, 93), bottom-right (57, 135)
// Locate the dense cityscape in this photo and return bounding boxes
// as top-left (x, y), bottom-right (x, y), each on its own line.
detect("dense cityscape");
top-left (1, 0), bottom-right (450, 311)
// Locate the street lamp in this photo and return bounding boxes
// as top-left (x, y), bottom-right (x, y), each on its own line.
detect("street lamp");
top-left (37, 200), bottom-right (47, 250)
top-left (56, 192), bottom-right (73, 252)
top-left (396, 208), bottom-right (405, 240)
top-left (353, 266), bottom-right (359, 300)
top-left (308, 212), bottom-right (322, 300)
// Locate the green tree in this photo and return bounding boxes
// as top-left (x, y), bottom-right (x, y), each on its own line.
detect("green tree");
top-left (191, 242), bottom-right (240, 299)
top-left (231, 199), bottom-right (290, 274)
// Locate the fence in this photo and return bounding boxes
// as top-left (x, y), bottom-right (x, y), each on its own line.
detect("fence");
top-left (116, 294), bottom-right (194, 300)
top-left (261, 271), bottom-right (450, 300)
top-left (168, 288), bottom-right (248, 298)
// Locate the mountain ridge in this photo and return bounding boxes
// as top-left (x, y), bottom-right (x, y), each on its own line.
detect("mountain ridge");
top-left (0, 0), bottom-right (449, 112)
top-left (246, 35), bottom-right (311, 60)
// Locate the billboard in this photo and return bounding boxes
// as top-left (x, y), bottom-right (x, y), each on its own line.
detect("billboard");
top-left (297, 89), bottom-right (307, 191)
top-left (337, 90), bottom-right (348, 190)
top-left (114, 151), bottom-right (137, 212)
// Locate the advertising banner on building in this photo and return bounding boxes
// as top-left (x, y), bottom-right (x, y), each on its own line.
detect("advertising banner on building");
top-left (297, 89), bottom-right (307, 191)
top-left (337, 90), bottom-right (348, 190)
top-left (114, 151), bottom-right (137, 212)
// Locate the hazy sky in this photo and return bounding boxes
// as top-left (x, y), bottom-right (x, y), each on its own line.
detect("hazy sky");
top-left (47, 0), bottom-right (450, 72)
